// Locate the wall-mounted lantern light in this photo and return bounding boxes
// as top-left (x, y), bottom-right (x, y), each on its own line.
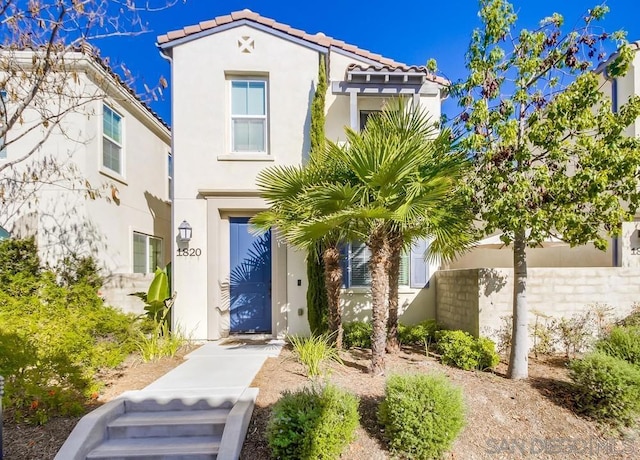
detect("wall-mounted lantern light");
top-left (178, 220), bottom-right (192, 242)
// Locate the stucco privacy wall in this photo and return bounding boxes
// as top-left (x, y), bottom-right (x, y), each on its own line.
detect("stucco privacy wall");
top-left (436, 268), bottom-right (640, 342)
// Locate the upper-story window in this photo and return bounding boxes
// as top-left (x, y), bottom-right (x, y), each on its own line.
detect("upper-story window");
top-left (103, 104), bottom-right (123, 174)
top-left (231, 80), bottom-right (267, 153)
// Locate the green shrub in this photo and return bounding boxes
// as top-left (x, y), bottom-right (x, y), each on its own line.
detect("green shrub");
top-left (288, 334), bottom-right (342, 378)
top-left (435, 330), bottom-right (500, 371)
top-left (0, 270), bottom-right (140, 423)
top-left (476, 337), bottom-right (500, 369)
top-left (0, 237), bottom-right (40, 284)
top-left (379, 374), bottom-right (465, 459)
top-left (57, 253), bottom-right (103, 289)
top-left (569, 352), bottom-right (640, 426)
top-left (136, 321), bottom-right (187, 362)
top-left (398, 320), bottom-right (439, 345)
top-left (618, 303), bottom-right (640, 327)
top-left (267, 384), bottom-right (359, 460)
top-left (595, 326), bottom-right (640, 366)
top-left (343, 321), bottom-right (372, 348)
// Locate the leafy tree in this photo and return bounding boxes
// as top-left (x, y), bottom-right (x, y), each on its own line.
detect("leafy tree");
top-left (455, 0), bottom-right (640, 378)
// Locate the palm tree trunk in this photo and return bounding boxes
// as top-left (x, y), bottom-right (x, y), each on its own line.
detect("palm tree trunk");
top-left (369, 228), bottom-right (391, 374)
top-left (322, 244), bottom-right (343, 349)
top-left (508, 230), bottom-right (529, 379)
top-left (386, 233), bottom-right (403, 353)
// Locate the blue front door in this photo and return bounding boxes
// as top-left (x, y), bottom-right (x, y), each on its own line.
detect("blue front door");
top-left (229, 218), bottom-right (272, 333)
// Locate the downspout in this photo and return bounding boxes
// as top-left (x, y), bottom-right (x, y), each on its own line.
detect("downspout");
top-left (158, 46), bottom-right (178, 324)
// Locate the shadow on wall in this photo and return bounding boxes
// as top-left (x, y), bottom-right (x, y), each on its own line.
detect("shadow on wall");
top-left (340, 273), bottom-right (437, 325)
top-left (144, 190), bottom-right (171, 261)
top-left (228, 232), bottom-right (272, 333)
top-left (478, 269), bottom-right (507, 297)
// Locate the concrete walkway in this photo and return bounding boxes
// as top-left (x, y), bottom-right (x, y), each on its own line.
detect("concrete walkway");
top-left (143, 339), bottom-right (284, 398)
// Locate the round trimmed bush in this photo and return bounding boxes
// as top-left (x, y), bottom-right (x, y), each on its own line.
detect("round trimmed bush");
top-left (267, 384), bottom-right (359, 459)
top-left (379, 374), bottom-right (465, 459)
top-left (435, 330), bottom-right (500, 371)
top-left (569, 352), bottom-right (640, 426)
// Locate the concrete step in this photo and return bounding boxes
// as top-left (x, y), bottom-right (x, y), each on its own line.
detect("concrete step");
top-left (107, 409), bottom-right (230, 439)
top-left (85, 435), bottom-right (221, 460)
top-left (123, 395), bottom-right (235, 413)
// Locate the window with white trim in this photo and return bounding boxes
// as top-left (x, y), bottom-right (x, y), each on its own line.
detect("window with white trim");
top-left (103, 104), bottom-right (123, 174)
top-left (167, 151), bottom-right (173, 200)
top-left (341, 242), bottom-right (409, 288)
top-left (230, 79), bottom-right (267, 153)
top-left (133, 232), bottom-right (163, 274)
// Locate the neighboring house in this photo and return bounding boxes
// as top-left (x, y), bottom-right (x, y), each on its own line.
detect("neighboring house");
top-left (157, 9), bottom-right (447, 340)
top-left (448, 42), bottom-right (640, 273)
top-left (0, 47), bottom-right (172, 313)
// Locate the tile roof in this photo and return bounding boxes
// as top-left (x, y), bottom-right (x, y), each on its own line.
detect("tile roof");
top-left (347, 63), bottom-right (447, 85)
top-left (0, 45), bottom-right (171, 131)
top-left (157, 9), bottom-right (448, 86)
top-left (80, 45), bottom-right (171, 131)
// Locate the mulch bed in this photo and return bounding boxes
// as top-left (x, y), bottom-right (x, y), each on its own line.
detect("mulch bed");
top-left (241, 346), bottom-right (640, 460)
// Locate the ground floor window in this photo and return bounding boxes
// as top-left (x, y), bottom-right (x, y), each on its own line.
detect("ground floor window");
top-left (133, 232), bottom-right (163, 274)
top-left (341, 241), bottom-right (426, 288)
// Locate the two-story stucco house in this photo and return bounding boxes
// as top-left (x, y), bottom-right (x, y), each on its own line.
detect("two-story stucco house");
top-left (0, 47), bottom-right (172, 312)
top-left (157, 10), bottom-right (447, 340)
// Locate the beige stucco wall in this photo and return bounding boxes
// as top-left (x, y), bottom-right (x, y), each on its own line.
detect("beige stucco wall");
top-left (447, 243), bottom-right (613, 269)
top-left (0, 58), bottom-right (171, 314)
top-left (436, 268), bottom-right (640, 345)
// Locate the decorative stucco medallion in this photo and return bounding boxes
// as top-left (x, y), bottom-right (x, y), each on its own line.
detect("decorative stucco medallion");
top-left (238, 36), bottom-right (255, 53)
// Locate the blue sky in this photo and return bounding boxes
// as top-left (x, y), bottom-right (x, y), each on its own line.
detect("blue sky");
top-left (97, 0), bottom-right (640, 125)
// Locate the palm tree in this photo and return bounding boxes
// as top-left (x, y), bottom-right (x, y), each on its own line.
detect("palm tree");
top-left (295, 100), bottom-right (472, 373)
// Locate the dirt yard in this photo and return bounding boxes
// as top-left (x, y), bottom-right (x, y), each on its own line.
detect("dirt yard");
top-left (241, 346), bottom-right (640, 460)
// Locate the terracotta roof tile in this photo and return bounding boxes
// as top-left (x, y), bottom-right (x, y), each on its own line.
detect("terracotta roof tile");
top-left (199, 19), bottom-right (218, 30)
top-left (254, 16), bottom-right (276, 27)
top-left (287, 27), bottom-right (306, 38)
top-left (166, 30), bottom-right (186, 41)
top-left (348, 63), bottom-right (449, 86)
top-left (157, 9), bottom-right (446, 85)
top-left (215, 14), bottom-right (232, 25)
top-left (183, 24), bottom-right (202, 35)
top-left (271, 22), bottom-right (291, 32)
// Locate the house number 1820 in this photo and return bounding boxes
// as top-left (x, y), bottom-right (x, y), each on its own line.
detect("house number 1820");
top-left (177, 248), bottom-right (202, 257)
